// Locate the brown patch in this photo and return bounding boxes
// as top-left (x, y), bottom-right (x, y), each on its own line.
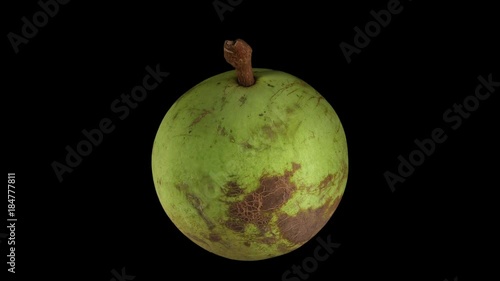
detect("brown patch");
top-left (239, 95), bottom-right (247, 106)
top-left (223, 84), bottom-right (232, 95)
top-left (226, 163), bottom-right (301, 233)
top-left (277, 200), bottom-right (332, 244)
top-left (175, 183), bottom-right (189, 192)
top-left (318, 174), bottom-right (334, 190)
top-left (291, 162), bottom-right (301, 172)
top-left (217, 124), bottom-right (228, 136)
top-left (225, 219), bottom-right (245, 232)
top-left (286, 106), bottom-right (295, 114)
top-left (208, 233), bottom-right (221, 242)
top-left (259, 176), bottom-right (295, 211)
top-left (309, 130), bottom-right (316, 140)
top-left (220, 96), bottom-right (228, 111)
top-left (241, 141), bottom-right (253, 149)
top-left (328, 195), bottom-right (342, 215)
top-left (259, 236), bottom-right (276, 245)
top-left (186, 193), bottom-right (214, 230)
top-left (190, 109), bottom-right (211, 127)
top-left (278, 243), bottom-right (290, 253)
top-left (223, 181), bottom-right (244, 197)
top-left (308, 95), bottom-right (324, 107)
top-left (262, 125), bottom-right (276, 139)
top-left (273, 119), bottom-right (285, 129)
top-left (244, 241), bottom-right (251, 247)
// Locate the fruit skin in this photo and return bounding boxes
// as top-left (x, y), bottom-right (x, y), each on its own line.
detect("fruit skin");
top-left (152, 68), bottom-right (348, 261)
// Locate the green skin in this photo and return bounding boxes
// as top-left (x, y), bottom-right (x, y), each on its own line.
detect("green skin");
top-left (152, 68), bottom-right (348, 261)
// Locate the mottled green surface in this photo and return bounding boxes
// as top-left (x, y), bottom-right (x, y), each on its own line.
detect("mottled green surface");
top-left (152, 69), bottom-right (348, 260)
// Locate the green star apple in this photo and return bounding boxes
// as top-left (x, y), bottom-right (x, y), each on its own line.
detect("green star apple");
top-left (152, 39), bottom-right (348, 261)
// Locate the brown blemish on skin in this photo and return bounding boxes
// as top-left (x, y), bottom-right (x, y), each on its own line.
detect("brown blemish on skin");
top-left (208, 233), bottom-right (221, 242)
top-left (220, 96), bottom-right (228, 111)
top-left (309, 130), bottom-right (316, 140)
top-left (259, 236), bottom-right (276, 245)
top-left (241, 141), bottom-right (253, 149)
top-left (308, 95), bottom-right (324, 107)
top-left (277, 200), bottom-right (332, 245)
top-left (318, 174), bottom-right (334, 190)
top-left (223, 181), bottom-right (245, 197)
top-left (186, 193), bottom-right (215, 230)
top-left (273, 119), bottom-right (285, 129)
top-left (278, 243), bottom-right (290, 253)
top-left (262, 125), bottom-right (276, 139)
top-left (217, 124), bottom-right (228, 136)
top-left (190, 109), bottom-right (212, 127)
top-left (223, 83), bottom-right (232, 96)
top-left (259, 176), bottom-right (294, 211)
top-left (328, 195), bottom-right (342, 215)
top-left (175, 183), bottom-right (189, 192)
top-left (226, 163), bottom-right (301, 233)
top-left (239, 95), bottom-right (247, 106)
top-left (290, 162), bottom-right (301, 172)
top-left (225, 219), bottom-right (245, 232)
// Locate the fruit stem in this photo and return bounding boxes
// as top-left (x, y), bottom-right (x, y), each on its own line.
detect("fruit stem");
top-left (224, 39), bottom-right (255, 87)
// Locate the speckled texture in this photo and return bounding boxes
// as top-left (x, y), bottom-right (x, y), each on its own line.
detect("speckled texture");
top-left (152, 68), bottom-right (348, 260)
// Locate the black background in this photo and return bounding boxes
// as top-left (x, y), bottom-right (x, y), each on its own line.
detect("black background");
top-left (4, 0), bottom-right (498, 280)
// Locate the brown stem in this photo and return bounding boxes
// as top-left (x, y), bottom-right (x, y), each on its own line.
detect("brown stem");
top-left (224, 39), bottom-right (255, 87)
